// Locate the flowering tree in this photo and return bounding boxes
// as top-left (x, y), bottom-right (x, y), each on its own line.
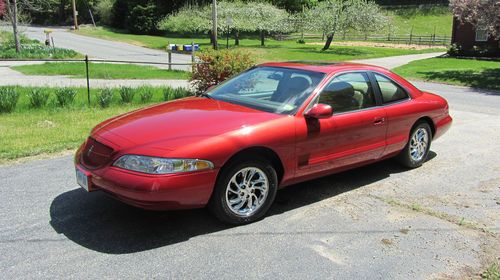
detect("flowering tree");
top-left (450, 0), bottom-right (500, 39)
top-left (305, 0), bottom-right (388, 50)
top-left (158, 1), bottom-right (291, 47)
top-left (0, 0), bottom-right (6, 18)
top-left (244, 1), bottom-right (291, 46)
top-left (352, 1), bottom-right (389, 39)
top-left (158, 4), bottom-right (211, 34)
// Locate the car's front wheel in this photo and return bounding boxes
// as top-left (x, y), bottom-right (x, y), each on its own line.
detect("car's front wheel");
top-left (397, 122), bottom-right (432, 168)
top-left (209, 157), bottom-right (277, 225)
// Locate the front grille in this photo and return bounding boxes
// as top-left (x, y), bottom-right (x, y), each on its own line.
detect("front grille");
top-left (81, 138), bottom-right (114, 169)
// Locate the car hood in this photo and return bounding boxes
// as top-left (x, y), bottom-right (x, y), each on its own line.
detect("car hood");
top-left (91, 97), bottom-right (285, 151)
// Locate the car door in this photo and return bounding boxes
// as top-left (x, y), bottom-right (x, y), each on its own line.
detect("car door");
top-left (295, 71), bottom-right (387, 178)
top-left (370, 72), bottom-right (414, 157)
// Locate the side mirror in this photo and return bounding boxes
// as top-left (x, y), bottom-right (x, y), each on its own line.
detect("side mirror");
top-left (305, 103), bottom-right (333, 119)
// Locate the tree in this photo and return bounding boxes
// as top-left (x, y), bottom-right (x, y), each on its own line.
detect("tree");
top-left (95, 0), bottom-right (115, 25)
top-left (272, 0), bottom-right (318, 12)
top-left (3, 0), bottom-right (57, 53)
top-left (351, 1), bottom-right (389, 39)
top-left (244, 1), bottom-right (291, 46)
top-left (158, 1), bottom-right (291, 47)
top-left (305, 0), bottom-right (388, 51)
top-left (157, 4), bottom-right (211, 34)
top-left (450, 0), bottom-right (500, 39)
top-left (0, 0), bottom-right (6, 17)
top-left (5, 0), bottom-right (21, 53)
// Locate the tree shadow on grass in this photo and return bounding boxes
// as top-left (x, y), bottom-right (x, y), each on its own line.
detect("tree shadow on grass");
top-left (49, 153), bottom-right (436, 254)
top-left (418, 68), bottom-right (500, 93)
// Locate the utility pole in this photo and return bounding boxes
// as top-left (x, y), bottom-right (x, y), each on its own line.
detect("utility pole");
top-left (72, 0), bottom-right (78, 30)
top-left (211, 0), bottom-right (218, 50)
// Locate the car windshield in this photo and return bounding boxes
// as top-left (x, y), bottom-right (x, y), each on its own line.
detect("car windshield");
top-left (207, 66), bottom-right (325, 115)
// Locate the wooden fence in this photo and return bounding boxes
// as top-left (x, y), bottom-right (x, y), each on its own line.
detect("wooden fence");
top-left (277, 33), bottom-right (451, 46)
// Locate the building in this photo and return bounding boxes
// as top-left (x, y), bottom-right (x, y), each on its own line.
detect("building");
top-left (451, 17), bottom-right (500, 57)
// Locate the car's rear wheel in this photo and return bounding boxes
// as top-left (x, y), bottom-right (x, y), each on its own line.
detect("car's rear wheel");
top-left (208, 157), bottom-right (277, 225)
top-left (397, 122), bottom-right (432, 168)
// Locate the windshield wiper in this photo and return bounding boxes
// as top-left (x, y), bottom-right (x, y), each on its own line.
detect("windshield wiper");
top-left (200, 92), bottom-right (213, 99)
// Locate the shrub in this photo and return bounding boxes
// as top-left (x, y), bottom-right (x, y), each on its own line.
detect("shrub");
top-left (55, 88), bottom-right (77, 107)
top-left (98, 88), bottom-right (114, 108)
top-left (119, 86), bottom-right (135, 103)
top-left (297, 39), bottom-right (306, 44)
top-left (28, 88), bottom-right (50, 108)
top-left (162, 87), bottom-right (174, 101)
top-left (138, 87), bottom-right (154, 103)
top-left (0, 87), bottom-right (20, 113)
top-left (448, 43), bottom-right (499, 58)
top-left (173, 87), bottom-right (190, 99)
top-left (190, 49), bottom-right (255, 94)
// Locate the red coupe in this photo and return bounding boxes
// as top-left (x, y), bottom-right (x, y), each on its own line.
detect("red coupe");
top-left (75, 62), bottom-right (452, 224)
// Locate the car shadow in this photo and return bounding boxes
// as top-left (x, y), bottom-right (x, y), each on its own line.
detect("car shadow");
top-left (49, 152), bottom-right (436, 254)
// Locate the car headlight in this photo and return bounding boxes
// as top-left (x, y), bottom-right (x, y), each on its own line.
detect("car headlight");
top-left (113, 155), bottom-right (214, 174)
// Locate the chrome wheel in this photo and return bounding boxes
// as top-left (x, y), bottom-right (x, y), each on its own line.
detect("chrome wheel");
top-left (409, 128), bottom-right (429, 162)
top-left (225, 167), bottom-right (269, 217)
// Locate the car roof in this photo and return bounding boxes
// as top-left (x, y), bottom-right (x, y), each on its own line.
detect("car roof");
top-left (258, 61), bottom-right (390, 75)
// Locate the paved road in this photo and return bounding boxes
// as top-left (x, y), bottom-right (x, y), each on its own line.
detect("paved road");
top-left (352, 52), bottom-right (445, 69)
top-left (22, 26), bottom-right (192, 70)
top-left (1, 82), bottom-right (499, 279)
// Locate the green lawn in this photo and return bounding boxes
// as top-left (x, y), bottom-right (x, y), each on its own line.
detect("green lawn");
top-left (75, 27), bottom-right (444, 64)
top-left (11, 62), bottom-right (189, 80)
top-left (384, 6), bottom-right (452, 36)
top-left (0, 86), bottom-right (190, 162)
top-left (393, 58), bottom-right (500, 90)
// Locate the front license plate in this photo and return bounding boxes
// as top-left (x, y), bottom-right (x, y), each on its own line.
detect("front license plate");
top-left (76, 168), bottom-right (89, 192)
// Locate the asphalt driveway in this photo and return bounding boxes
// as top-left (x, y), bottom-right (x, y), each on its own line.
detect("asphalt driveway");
top-left (0, 82), bottom-right (499, 279)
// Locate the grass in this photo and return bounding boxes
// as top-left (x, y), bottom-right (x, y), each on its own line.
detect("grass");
top-left (0, 31), bottom-right (80, 59)
top-left (0, 86), bottom-right (190, 162)
top-left (393, 58), bottom-right (500, 90)
top-left (384, 5), bottom-right (453, 37)
top-left (481, 263), bottom-right (500, 280)
top-left (11, 62), bottom-right (189, 80)
top-left (75, 27), bottom-right (444, 64)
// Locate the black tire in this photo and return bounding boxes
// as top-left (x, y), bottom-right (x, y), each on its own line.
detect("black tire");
top-left (208, 157), bottom-right (278, 225)
top-left (397, 122), bottom-right (432, 168)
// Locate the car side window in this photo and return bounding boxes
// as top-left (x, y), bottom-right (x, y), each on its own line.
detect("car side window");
top-left (374, 73), bottom-right (409, 104)
top-left (318, 72), bottom-right (376, 114)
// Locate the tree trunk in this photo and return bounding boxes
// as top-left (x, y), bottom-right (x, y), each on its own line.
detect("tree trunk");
top-left (234, 30), bottom-right (239, 46)
top-left (59, 0), bottom-right (66, 24)
top-left (322, 34), bottom-right (334, 51)
top-left (260, 30), bottom-right (265, 46)
top-left (6, 0), bottom-right (20, 53)
top-left (209, 30), bottom-right (214, 44)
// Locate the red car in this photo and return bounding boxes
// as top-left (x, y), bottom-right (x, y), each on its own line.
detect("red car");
top-left (75, 62), bottom-right (452, 224)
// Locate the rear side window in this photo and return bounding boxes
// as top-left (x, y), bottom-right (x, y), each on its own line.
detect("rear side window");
top-left (374, 74), bottom-right (409, 104)
top-left (319, 72), bottom-right (376, 113)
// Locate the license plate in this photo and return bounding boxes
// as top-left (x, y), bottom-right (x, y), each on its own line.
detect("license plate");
top-left (76, 168), bottom-right (89, 191)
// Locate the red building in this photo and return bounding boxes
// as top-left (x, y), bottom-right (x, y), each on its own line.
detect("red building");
top-left (451, 17), bottom-right (500, 57)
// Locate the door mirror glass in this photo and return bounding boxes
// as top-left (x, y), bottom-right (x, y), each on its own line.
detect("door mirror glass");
top-left (305, 103), bottom-right (333, 119)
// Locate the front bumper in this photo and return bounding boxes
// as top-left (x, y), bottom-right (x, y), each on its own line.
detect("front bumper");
top-left (75, 161), bottom-right (218, 211)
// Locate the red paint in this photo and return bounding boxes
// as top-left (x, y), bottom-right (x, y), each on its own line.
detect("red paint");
top-left (75, 62), bottom-right (452, 210)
